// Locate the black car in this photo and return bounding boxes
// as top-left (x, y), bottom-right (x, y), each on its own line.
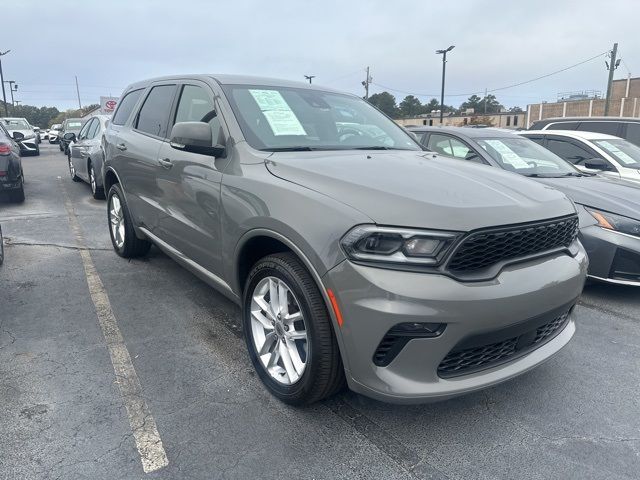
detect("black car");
top-left (59, 118), bottom-right (85, 154)
top-left (0, 121), bottom-right (25, 203)
top-left (410, 126), bottom-right (640, 286)
top-left (529, 117), bottom-right (640, 148)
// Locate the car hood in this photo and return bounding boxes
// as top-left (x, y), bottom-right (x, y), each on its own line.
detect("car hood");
top-left (536, 175), bottom-right (640, 220)
top-left (265, 151), bottom-right (575, 230)
top-left (5, 128), bottom-right (32, 136)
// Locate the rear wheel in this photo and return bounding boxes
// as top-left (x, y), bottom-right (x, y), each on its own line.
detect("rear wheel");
top-left (243, 252), bottom-right (344, 405)
top-left (89, 161), bottom-right (105, 199)
top-left (107, 183), bottom-right (151, 258)
top-left (11, 182), bottom-right (25, 203)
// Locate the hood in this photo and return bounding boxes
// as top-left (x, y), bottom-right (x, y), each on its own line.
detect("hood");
top-left (265, 151), bottom-right (575, 230)
top-left (5, 128), bottom-right (32, 136)
top-left (536, 175), bottom-right (640, 220)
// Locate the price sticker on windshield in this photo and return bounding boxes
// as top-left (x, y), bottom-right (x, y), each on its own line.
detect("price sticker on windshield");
top-left (249, 89), bottom-right (307, 136)
top-left (484, 140), bottom-right (530, 169)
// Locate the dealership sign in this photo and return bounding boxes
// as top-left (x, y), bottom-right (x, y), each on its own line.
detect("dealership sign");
top-left (100, 96), bottom-right (119, 115)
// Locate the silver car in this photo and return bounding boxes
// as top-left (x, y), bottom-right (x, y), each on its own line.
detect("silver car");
top-left (48, 124), bottom-right (62, 143)
top-left (66, 115), bottom-right (110, 199)
top-left (102, 75), bottom-right (588, 405)
top-left (1, 117), bottom-right (39, 156)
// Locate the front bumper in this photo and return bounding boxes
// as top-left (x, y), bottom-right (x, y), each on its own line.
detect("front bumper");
top-left (19, 139), bottom-right (38, 152)
top-left (580, 225), bottom-right (640, 285)
top-left (324, 244), bottom-right (588, 403)
top-left (49, 134), bottom-right (59, 142)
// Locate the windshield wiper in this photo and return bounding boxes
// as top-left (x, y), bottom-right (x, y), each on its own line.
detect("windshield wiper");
top-left (261, 146), bottom-right (319, 152)
top-left (350, 146), bottom-right (392, 150)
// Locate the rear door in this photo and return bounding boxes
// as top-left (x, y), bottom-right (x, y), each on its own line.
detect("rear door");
top-left (115, 83), bottom-right (178, 235)
top-left (156, 81), bottom-right (229, 275)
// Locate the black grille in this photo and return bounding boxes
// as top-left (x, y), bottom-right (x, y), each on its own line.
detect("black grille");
top-left (448, 216), bottom-right (579, 273)
top-left (438, 312), bottom-right (570, 378)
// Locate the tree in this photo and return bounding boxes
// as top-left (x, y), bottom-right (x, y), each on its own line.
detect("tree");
top-left (460, 95), bottom-right (483, 113)
top-left (49, 104), bottom-right (99, 126)
top-left (398, 95), bottom-right (422, 118)
top-left (6, 104), bottom-right (61, 128)
top-left (422, 98), bottom-right (440, 113)
top-left (479, 94), bottom-right (504, 114)
top-left (509, 106), bottom-right (523, 113)
top-left (367, 92), bottom-right (398, 118)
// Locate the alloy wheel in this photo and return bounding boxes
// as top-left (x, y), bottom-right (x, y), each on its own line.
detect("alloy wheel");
top-left (250, 276), bottom-right (308, 385)
top-left (68, 157), bottom-right (75, 179)
top-left (89, 165), bottom-right (96, 194)
top-left (109, 194), bottom-right (125, 249)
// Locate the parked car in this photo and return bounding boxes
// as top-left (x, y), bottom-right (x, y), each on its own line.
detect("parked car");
top-left (102, 75), bottom-right (587, 405)
top-left (410, 126), bottom-right (640, 286)
top-left (65, 115), bottom-right (110, 199)
top-left (0, 117), bottom-right (39, 156)
top-left (42, 129), bottom-right (49, 141)
top-left (521, 130), bottom-right (640, 183)
top-left (529, 116), bottom-right (640, 147)
top-left (0, 224), bottom-right (4, 265)
top-left (59, 118), bottom-right (84, 154)
top-left (48, 124), bottom-right (62, 143)
top-left (0, 120), bottom-right (25, 202)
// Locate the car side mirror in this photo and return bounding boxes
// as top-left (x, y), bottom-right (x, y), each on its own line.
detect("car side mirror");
top-left (169, 121), bottom-right (225, 157)
top-left (63, 132), bottom-right (76, 142)
top-left (12, 131), bottom-right (24, 141)
top-left (583, 158), bottom-right (610, 171)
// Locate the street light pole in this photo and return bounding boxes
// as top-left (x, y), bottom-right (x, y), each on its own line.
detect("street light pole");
top-left (0, 50), bottom-right (10, 117)
top-left (436, 45), bottom-right (455, 124)
top-left (4, 81), bottom-right (16, 106)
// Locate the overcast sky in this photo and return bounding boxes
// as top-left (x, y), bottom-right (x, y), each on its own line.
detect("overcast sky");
top-left (3, 0), bottom-right (637, 111)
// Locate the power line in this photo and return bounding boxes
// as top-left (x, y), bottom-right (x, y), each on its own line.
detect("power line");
top-left (371, 50), bottom-right (608, 99)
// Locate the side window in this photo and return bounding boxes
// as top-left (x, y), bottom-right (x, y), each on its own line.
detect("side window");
top-left (427, 133), bottom-right (454, 156)
top-left (411, 131), bottom-right (425, 144)
top-left (87, 119), bottom-right (101, 139)
top-left (173, 84), bottom-right (222, 144)
top-left (576, 121), bottom-right (619, 136)
top-left (135, 85), bottom-right (177, 138)
top-left (547, 122), bottom-right (579, 130)
top-left (525, 136), bottom-right (545, 146)
top-left (546, 138), bottom-right (597, 164)
top-left (78, 119), bottom-right (92, 140)
top-left (623, 123), bottom-right (640, 147)
top-left (112, 89), bottom-right (144, 126)
top-left (427, 134), bottom-right (477, 161)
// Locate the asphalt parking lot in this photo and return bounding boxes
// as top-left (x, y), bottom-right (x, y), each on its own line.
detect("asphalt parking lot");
top-left (0, 143), bottom-right (639, 480)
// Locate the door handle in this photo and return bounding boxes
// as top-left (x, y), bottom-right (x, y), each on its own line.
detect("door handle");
top-left (158, 157), bottom-right (173, 169)
top-left (116, 143), bottom-right (127, 151)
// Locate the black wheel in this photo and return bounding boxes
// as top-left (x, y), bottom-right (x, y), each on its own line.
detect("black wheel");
top-left (68, 154), bottom-right (81, 182)
top-left (107, 183), bottom-right (151, 258)
top-left (11, 183), bottom-right (25, 203)
top-left (88, 161), bottom-right (105, 200)
top-left (243, 252), bottom-right (344, 405)
top-left (33, 145), bottom-right (40, 156)
top-left (59, 142), bottom-right (63, 151)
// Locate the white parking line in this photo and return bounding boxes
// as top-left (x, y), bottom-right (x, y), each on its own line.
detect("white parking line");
top-left (59, 179), bottom-right (169, 473)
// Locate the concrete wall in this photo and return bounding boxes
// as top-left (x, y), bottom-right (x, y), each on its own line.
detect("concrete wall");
top-left (396, 113), bottom-right (526, 129)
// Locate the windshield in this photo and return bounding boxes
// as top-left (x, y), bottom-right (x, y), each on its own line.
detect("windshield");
top-left (221, 85), bottom-right (421, 151)
top-left (51, 124), bottom-right (61, 129)
top-left (477, 137), bottom-right (579, 176)
top-left (65, 121), bottom-right (83, 130)
top-left (2, 119), bottom-right (30, 130)
top-left (593, 138), bottom-right (640, 168)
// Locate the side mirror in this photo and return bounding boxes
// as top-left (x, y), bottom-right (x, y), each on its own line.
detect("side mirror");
top-left (583, 158), bottom-right (610, 171)
top-left (169, 121), bottom-right (225, 157)
top-left (63, 132), bottom-right (76, 142)
top-left (12, 131), bottom-right (24, 141)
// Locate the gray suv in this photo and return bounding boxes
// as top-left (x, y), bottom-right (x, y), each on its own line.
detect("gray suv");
top-left (102, 75), bottom-right (588, 405)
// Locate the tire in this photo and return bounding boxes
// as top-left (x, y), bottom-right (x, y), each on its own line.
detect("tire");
top-left (59, 142), bottom-right (64, 151)
top-left (88, 161), bottom-right (105, 200)
top-left (107, 183), bottom-right (151, 258)
top-left (11, 183), bottom-right (25, 203)
top-left (243, 252), bottom-right (344, 405)
top-left (68, 154), bottom-right (81, 182)
top-left (33, 145), bottom-right (40, 156)
top-left (0, 225), bottom-right (4, 266)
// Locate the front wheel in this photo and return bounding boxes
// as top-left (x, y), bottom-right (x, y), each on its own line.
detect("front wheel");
top-left (107, 183), bottom-right (151, 258)
top-left (243, 253), bottom-right (344, 405)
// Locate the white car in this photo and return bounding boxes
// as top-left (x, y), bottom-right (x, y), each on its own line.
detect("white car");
top-left (48, 124), bottom-right (62, 143)
top-left (0, 117), bottom-right (40, 156)
top-left (520, 130), bottom-right (640, 182)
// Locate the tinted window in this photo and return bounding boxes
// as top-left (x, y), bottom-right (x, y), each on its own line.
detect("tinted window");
top-left (546, 121), bottom-right (579, 130)
top-left (78, 119), bottom-right (93, 140)
top-left (87, 119), bottom-right (101, 139)
top-left (174, 85), bottom-right (222, 144)
top-left (112, 89), bottom-right (143, 126)
top-left (576, 121), bottom-right (619, 136)
top-left (546, 138), bottom-right (596, 164)
top-left (624, 123), bottom-right (640, 147)
top-left (136, 85), bottom-right (176, 138)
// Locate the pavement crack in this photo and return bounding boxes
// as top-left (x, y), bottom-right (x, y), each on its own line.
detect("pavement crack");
top-left (4, 239), bottom-right (111, 252)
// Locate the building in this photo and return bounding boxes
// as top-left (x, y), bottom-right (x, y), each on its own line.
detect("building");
top-left (396, 111), bottom-right (526, 129)
top-left (526, 77), bottom-right (640, 127)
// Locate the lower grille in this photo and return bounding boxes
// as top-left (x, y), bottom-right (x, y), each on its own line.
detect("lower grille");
top-left (438, 311), bottom-right (570, 378)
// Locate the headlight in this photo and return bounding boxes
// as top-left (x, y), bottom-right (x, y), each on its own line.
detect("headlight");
top-left (341, 225), bottom-right (460, 266)
top-left (586, 208), bottom-right (640, 237)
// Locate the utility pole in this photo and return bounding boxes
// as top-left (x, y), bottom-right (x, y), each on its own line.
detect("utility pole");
top-left (604, 42), bottom-right (619, 116)
top-left (484, 87), bottom-right (488, 114)
top-left (362, 66), bottom-right (372, 100)
top-left (436, 46), bottom-right (455, 124)
top-left (304, 75), bottom-right (315, 84)
top-left (3, 80), bottom-right (16, 106)
top-left (0, 50), bottom-right (10, 117)
top-left (75, 75), bottom-right (82, 110)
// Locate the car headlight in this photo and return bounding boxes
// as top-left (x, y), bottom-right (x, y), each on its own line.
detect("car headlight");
top-left (341, 225), bottom-right (460, 266)
top-left (586, 207), bottom-right (640, 237)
